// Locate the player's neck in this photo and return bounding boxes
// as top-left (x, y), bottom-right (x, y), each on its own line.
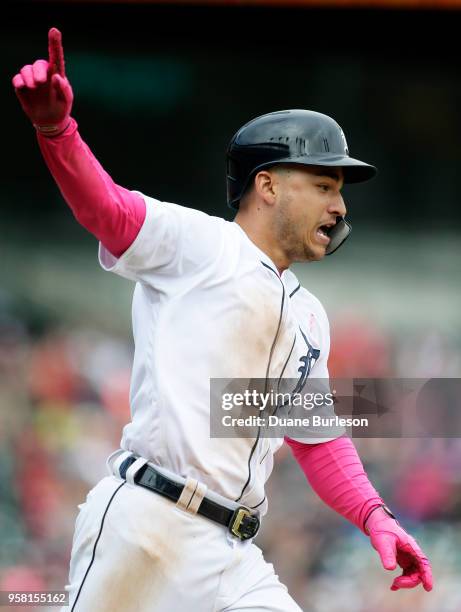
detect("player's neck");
top-left (233, 214), bottom-right (290, 274)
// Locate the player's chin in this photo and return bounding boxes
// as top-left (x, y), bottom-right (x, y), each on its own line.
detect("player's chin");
top-left (304, 240), bottom-right (327, 262)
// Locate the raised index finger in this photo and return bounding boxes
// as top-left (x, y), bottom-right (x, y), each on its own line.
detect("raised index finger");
top-left (48, 27), bottom-right (65, 76)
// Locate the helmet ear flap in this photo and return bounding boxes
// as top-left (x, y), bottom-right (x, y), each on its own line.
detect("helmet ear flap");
top-left (226, 156), bottom-right (237, 182)
top-left (325, 217), bottom-right (352, 256)
top-left (226, 155), bottom-right (244, 209)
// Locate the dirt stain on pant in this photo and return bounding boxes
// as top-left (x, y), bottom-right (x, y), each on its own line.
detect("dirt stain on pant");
top-left (72, 485), bottom-right (183, 612)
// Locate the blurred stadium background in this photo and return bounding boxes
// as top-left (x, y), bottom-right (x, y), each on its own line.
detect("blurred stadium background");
top-left (1, 1), bottom-right (461, 610)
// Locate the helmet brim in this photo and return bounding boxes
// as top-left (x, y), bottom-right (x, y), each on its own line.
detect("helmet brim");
top-left (273, 154), bottom-right (377, 184)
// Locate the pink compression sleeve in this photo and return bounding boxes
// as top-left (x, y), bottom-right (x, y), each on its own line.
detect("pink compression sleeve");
top-left (37, 117), bottom-right (146, 257)
top-left (285, 435), bottom-right (383, 534)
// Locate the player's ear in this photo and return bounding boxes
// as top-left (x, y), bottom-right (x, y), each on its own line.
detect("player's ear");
top-left (253, 170), bottom-right (277, 206)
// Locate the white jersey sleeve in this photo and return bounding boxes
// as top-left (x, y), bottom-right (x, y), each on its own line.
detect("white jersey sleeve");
top-left (98, 193), bottom-right (223, 286)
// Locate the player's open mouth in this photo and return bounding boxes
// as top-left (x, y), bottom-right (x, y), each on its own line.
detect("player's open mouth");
top-left (316, 223), bottom-right (334, 245)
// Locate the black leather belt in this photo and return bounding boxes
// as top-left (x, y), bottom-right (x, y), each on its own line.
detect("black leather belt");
top-left (119, 455), bottom-right (260, 541)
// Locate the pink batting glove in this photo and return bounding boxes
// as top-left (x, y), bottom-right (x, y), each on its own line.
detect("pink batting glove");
top-left (12, 28), bottom-right (73, 136)
top-left (365, 506), bottom-right (433, 592)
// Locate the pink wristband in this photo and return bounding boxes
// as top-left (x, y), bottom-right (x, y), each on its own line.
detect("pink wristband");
top-left (34, 118), bottom-right (72, 137)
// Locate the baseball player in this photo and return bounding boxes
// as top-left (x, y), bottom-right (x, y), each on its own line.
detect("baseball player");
top-left (13, 28), bottom-right (433, 612)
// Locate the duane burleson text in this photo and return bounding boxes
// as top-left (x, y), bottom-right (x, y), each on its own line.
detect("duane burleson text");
top-left (222, 415), bottom-right (369, 428)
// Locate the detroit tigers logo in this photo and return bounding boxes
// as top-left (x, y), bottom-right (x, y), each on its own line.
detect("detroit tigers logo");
top-left (292, 327), bottom-right (320, 395)
top-left (339, 127), bottom-right (349, 156)
top-left (271, 327), bottom-right (321, 416)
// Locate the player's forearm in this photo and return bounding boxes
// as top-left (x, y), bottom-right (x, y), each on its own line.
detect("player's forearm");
top-left (37, 117), bottom-right (146, 257)
top-left (285, 435), bottom-right (383, 533)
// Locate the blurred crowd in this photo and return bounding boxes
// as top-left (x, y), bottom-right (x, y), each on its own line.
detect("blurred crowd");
top-left (0, 301), bottom-right (460, 612)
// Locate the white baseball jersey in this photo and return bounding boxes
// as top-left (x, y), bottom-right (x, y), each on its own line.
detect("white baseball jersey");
top-left (99, 194), bottom-right (334, 514)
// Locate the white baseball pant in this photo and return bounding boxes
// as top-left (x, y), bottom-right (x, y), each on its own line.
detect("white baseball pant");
top-left (62, 456), bottom-right (302, 612)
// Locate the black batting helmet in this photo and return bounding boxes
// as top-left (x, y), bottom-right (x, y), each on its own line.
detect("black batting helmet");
top-left (226, 109), bottom-right (377, 210)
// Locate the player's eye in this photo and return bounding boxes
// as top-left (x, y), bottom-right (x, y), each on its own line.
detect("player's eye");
top-left (318, 184), bottom-right (330, 192)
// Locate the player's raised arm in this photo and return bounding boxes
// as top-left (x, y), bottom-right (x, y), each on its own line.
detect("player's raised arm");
top-left (12, 28), bottom-right (146, 257)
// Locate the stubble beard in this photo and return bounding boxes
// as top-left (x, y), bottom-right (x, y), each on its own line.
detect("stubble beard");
top-left (273, 196), bottom-right (317, 263)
